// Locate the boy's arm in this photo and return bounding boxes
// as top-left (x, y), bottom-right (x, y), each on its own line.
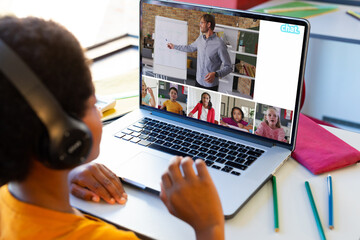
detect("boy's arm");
top-left (160, 157), bottom-right (224, 240)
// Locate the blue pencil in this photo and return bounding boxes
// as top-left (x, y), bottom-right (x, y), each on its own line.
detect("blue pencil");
top-left (305, 181), bottom-right (326, 240)
top-left (327, 175), bottom-right (334, 229)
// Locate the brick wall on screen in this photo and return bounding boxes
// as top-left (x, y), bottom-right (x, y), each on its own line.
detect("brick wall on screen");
top-left (142, 3), bottom-right (259, 59)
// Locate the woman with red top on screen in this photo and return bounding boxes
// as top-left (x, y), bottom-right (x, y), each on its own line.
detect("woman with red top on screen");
top-left (188, 92), bottom-right (215, 123)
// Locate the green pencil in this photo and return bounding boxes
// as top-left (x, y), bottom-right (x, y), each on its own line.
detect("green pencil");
top-left (305, 181), bottom-right (326, 240)
top-left (272, 175), bottom-right (279, 232)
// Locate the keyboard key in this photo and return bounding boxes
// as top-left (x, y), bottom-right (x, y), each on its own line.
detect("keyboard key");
top-left (244, 160), bottom-right (255, 166)
top-left (163, 142), bottom-right (173, 148)
top-left (182, 142), bottom-right (191, 147)
top-left (235, 158), bottom-right (245, 164)
top-left (219, 148), bottom-right (229, 153)
top-left (207, 150), bottom-right (217, 155)
top-left (228, 145), bottom-right (238, 150)
top-left (211, 140), bottom-right (221, 145)
top-left (194, 135), bottom-right (204, 140)
top-left (139, 134), bottom-right (149, 140)
top-left (247, 156), bottom-right (257, 161)
top-left (130, 137), bottom-right (141, 143)
top-left (184, 137), bottom-right (194, 143)
top-left (149, 132), bottom-right (159, 137)
top-left (207, 155), bottom-right (217, 161)
top-left (201, 142), bottom-right (211, 148)
top-left (197, 153), bottom-right (208, 158)
top-left (189, 144), bottom-right (200, 150)
top-left (122, 129), bottom-right (133, 135)
top-left (193, 140), bottom-right (202, 145)
top-left (221, 166), bottom-right (233, 173)
top-left (164, 137), bottom-right (174, 142)
top-left (142, 129), bottom-right (151, 134)
top-left (171, 144), bottom-right (181, 150)
top-left (219, 142), bottom-right (230, 148)
top-left (238, 148), bottom-right (247, 153)
top-left (210, 145), bottom-right (220, 150)
top-left (138, 140), bottom-right (151, 146)
top-left (225, 155), bottom-right (236, 161)
top-left (114, 132), bottom-right (125, 138)
top-left (216, 152), bottom-right (226, 158)
top-left (122, 135), bottom-right (133, 141)
top-left (157, 135), bottom-right (166, 140)
top-left (216, 159), bottom-right (226, 164)
top-left (131, 132), bottom-right (141, 137)
top-left (211, 165), bottom-right (221, 170)
top-left (169, 133), bottom-right (177, 138)
top-left (255, 149), bottom-right (265, 153)
top-left (225, 161), bottom-right (247, 171)
top-left (147, 137), bottom-right (156, 142)
top-left (231, 171), bottom-right (241, 176)
top-left (189, 150), bottom-right (199, 155)
top-left (247, 150), bottom-right (262, 157)
top-left (177, 135), bottom-right (186, 140)
top-left (228, 150), bottom-right (237, 156)
top-left (205, 160), bottom-right (214, 166)
top-left (128, 126), bottom-right (142, 132)
top-left (180, 147), bottom-right (190, 153)
top-left (155, 139), bottom-right (165, 145)
top-left (198, 147), bottom-right (208, 152)
top-left (134, 123), bottom-right (144, 128)
top-left (173, 139), bottom-right (183, 145)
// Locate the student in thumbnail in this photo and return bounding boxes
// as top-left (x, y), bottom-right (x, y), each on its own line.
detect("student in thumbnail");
top-left (255, 107), bottom-right (286, 142)
top-left (167, 14), bottom-right (231, 91)
top-left (161, 87), bottom-right (184, 115)
top-left (142, 79), bottom-right (155, 107)
top-left (188, 92), bottom-right (215, 123)
top-left (220, 107), bottom-right (253, 131)
top-left (0, 16), bottom-right (224, 240)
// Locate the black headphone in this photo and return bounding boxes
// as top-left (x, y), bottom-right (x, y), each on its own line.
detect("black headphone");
top-left (0, 39), bottom-right (92, 169)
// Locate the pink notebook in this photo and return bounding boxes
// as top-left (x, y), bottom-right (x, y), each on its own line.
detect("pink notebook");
top-left (291, 114), bottom-right (360, 175)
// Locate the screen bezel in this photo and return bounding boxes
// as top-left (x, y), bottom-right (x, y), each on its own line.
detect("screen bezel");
top-left (139, 0), bottom-right (310, 151)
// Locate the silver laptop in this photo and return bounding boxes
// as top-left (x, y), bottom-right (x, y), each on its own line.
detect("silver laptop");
top-left (96, 0), bottom-right (309, 219)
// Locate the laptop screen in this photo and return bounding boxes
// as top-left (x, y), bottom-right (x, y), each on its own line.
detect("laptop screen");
top-left (140, 0), bottom-right (309, 147)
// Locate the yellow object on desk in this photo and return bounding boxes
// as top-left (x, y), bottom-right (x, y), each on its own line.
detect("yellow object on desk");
top-left (93, 69), bottom-right (139, 122)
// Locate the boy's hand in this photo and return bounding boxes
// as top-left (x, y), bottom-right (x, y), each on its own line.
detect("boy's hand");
top-left (204, 72), bottom-right (216, 83)
top-left (69, 163), bottom-right (127, 205)
top-left (167, 43), bottom-right (174, 49)
top-left (160, 156), bottom-right (224, 240)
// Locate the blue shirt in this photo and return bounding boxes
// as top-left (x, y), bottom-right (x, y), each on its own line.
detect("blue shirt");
top-left (174, 33), bottom-right (232, 87)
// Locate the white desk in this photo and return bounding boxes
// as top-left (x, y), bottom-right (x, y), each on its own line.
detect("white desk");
top-left (70, 126), bottom-right (360, 239)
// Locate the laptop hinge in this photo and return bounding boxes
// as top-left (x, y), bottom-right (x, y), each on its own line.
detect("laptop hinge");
top-left (151, 110), bottom-right (274, 148)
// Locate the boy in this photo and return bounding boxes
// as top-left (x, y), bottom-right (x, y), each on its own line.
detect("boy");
top-left (161, 87), bottom-right (184, 115)
top-left (0, 16), bottom-right (224, 239)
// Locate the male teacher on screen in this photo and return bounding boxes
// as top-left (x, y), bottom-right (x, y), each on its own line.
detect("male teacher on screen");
top-left (167, 14), bottom-right (232, 91)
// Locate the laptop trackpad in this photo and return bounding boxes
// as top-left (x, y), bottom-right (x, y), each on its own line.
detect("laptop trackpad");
top-left (120, 152), bottom-right (170, 192)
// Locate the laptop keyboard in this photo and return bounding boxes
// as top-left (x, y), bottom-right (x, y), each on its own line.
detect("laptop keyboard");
top-left (114, 117), bottom-right (265, 176)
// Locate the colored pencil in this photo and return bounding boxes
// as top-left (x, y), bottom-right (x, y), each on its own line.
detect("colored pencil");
top-left (305, 181), bottom-right (326, 240)
top-left (272, 175), bottom-right (279, 232)
top-left (346, 10), bottom-right (360, 21)
top-left (327, 175), bottom-right (334, 229)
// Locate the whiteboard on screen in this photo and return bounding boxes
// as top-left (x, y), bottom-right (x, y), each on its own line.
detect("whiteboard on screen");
top-left (154, 16), bottom-right (188, 79)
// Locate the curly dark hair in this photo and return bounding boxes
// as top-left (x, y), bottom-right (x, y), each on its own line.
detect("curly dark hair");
top-left (0, 16), bottom-right (93, 185)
